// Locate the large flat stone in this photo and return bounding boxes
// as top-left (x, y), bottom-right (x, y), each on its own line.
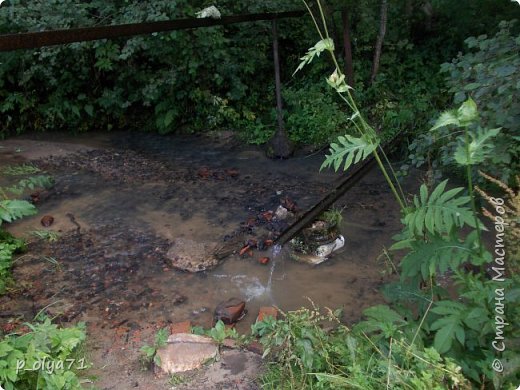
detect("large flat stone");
top-left (166, 238), bottom-right (220, 272)
top-left (156, 333), bottom-right (219, 374)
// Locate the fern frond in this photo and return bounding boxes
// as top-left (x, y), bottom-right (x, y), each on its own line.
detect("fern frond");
top-left (399, 233), bottom-right (488, 281)
top-left (320, 134), bottom-right (379, 172)
top-left (0, 200), bottom-right (37, 225)
top-left (3, 164), bottom-right (41, 175)
top-left (404, 180), bottom-right (476, 236)
top-left (5, 175), bottom-right (53, 195)
top-left (293, 38), bottom-right (334, 75)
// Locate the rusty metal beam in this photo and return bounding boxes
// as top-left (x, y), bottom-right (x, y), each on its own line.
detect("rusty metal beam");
top-left (275, 133), bottom-right (405, 246)
top-left (0, 10), bottom-right (305, 52)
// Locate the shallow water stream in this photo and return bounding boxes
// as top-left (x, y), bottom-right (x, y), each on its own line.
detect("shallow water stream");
top-left (0, 131), bottom-right (414, 389)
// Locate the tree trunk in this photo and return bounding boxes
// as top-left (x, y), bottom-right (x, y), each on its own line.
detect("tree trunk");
top-left (267, 19), bottom-right (293, 158)
top-left (370, 0), bottom-right (388, 84)
top-left (341, 9), bottom-right (355, 88)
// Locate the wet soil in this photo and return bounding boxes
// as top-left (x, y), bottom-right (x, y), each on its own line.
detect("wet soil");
top-left (0, 132), bottom-right (418, 389)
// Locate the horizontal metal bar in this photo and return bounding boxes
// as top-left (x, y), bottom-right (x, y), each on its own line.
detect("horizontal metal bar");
top-left (0, 10), bottom-right (306, 52)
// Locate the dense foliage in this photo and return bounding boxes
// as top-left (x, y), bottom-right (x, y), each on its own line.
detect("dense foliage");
top-left (0, 318), bottom-right (87, 390)
top-left (406, 21), bottom-right (520, 184)
top-left (253, 306), bottom-right (470, 389)
top-left (0, 1), bottom-right (304, 139)
top-left (2, 0), bottom-right (517, 148)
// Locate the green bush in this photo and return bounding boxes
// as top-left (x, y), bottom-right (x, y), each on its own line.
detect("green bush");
top-left (406, 21), bottom-right (520, 184)
top-left (283, 82), bottom-right (351, 146)
top-left (0, 1), bottom-right (308, 138)
top-left (253, 306), bottom-right (470, 389)
top-left (0, 318), bottom-right (87, 390)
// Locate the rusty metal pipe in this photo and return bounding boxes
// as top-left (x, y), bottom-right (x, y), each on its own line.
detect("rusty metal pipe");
top-left (0, 10), bottom-right (305, 52)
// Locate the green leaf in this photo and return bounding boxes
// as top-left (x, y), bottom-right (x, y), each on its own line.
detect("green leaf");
top-left (456, 97), bottom-right (478, 126)
top-left (293, 38), bottom-right (334, 75)
top-left (398, 234), bottom-right (478, 280)
top-left (454, 127), bottom-right (501, 166)
top-left (495, 65), bottom-right (515, 77)
top-left (321, 134), bottom-right (379, 173)
top-left (432, 322), bottom-right (463, 354)
top-left (84, 104), bottom-right (94, 117)
top-left (404, 180), bottom-right (474, 236)
top-left (463, 83), bottom-right (481, 91)
top-left (431, 109), bottom-right (459, 131)
top-left (431, 98), bottom-right (479, 131)
top-left (154, 328), bottom-right (168, 348)
top-left (0, 200), bottom-right (37, 224)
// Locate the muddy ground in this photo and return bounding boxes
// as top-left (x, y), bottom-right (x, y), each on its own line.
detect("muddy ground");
top-left (0, 132), bottom-right (420, 389)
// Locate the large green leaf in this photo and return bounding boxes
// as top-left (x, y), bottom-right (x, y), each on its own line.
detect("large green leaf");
top-left (454, 127), bottom-right (501, 166)
top-left (321, 134), bottom-right (379, 172)
top-left (404, 180), bottom-right (475, 236)
top-left (354, 305), bottom-right (407, 339)
top-left (398, 234), bottom-right (480, 280)
top-left (430, 98), bottom-right (479, 131)
top-left (0, 200), bottom-right (37, 224)
top-left (430, 300), bottom-right (466, 354)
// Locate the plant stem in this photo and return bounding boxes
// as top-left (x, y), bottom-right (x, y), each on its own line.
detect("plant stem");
top-left (373, 149), bottom-right (406, 210)
top-left (464, 128), bottom-right (483, 254)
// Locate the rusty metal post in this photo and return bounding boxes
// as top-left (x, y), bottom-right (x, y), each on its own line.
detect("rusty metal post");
top-left (267, 19), bottom-right (293, 158)
top-left (272, 20), bottom-right (284, 139)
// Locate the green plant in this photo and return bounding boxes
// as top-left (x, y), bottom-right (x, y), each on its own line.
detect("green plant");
top-left (0, 233), bottom-right (25, 294)
top-left (191, 320), bottom-right (244, 346)
top-left (298, 1), bottom-right (517, 386)
top-left (0, 165), bottom-right (53, 227)
top-left (0, 165), bottom-right (53, 294)
top-left (406, 21), bottom-right (520, 184)
top-left (30, 230), bottom-right (60, 243)
top-left (254, 305), bottom-right (470, 390)
top-left (283, 82), bottom-right (351, 147)
top-left (320, 208), bottom-right (343, 226)
top-left (168, 373), bottom-right (187, 386)
top-left (139, 328), bottom-right (168, 367)
top-left (0, 317), bottom-right (87, 390)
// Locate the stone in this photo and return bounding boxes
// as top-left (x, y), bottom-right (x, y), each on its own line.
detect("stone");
top-left (222, 338), bottom-right (237, 349)
top-left (175, 349), bottom-right (264, 389)
top-left (246, 341), bottom-right (264, 355)
top-left (166, 239), bottom-right (220, 272)
top-left (258, 257), bottom-right (270, 265)
top-left (40, 215), bottom-right (54, 227)
top-left (274, 205), bottom-right (288, 220)
top-left (170, 321), bottom-right (191, 334)
top-left (214, 298), bottom-right (246, 325)
top-left (155, 333), bottom-right (219, 374)
top-left (257, 307), bottom-right (278, 322)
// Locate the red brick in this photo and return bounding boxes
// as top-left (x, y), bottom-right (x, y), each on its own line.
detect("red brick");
top-left (257, 306), bottom-right (278, 322)
top-left (169, 321), bottom-right (191, 334)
